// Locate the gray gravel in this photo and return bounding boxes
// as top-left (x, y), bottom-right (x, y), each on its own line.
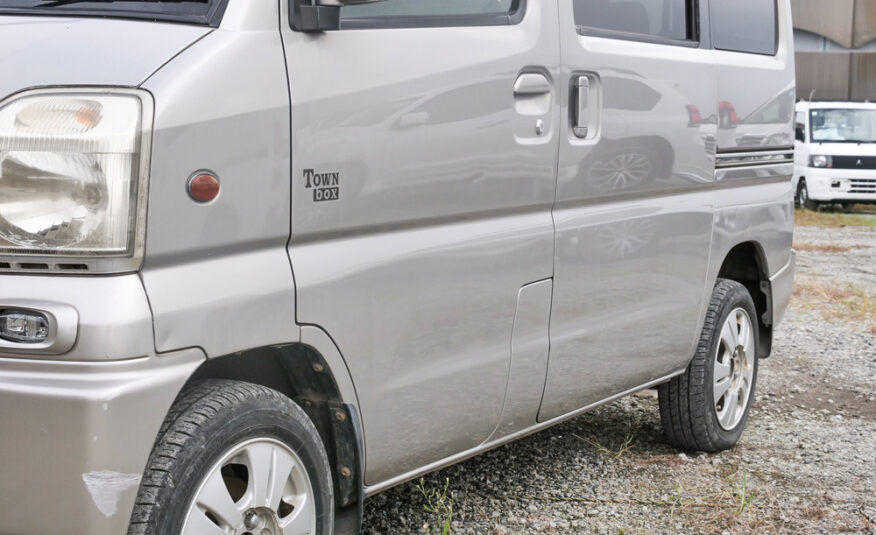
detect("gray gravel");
top-left (362, 220), bottom-right (876, 535)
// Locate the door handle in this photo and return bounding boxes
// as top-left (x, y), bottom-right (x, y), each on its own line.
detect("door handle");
top-left (573, 75), bottom-right (591, 138)
top-left (514, 73), bottom-right (552, 96)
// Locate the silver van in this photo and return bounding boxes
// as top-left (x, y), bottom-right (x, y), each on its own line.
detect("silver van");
top-left (0, 1), bottom-right (796, 534)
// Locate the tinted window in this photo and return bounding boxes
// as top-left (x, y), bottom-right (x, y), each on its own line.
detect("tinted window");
top-left (573, 0), bottom-right (692, 41)
top-left (342, 0), bottom-right (514, 19)
top-left (0, 0), bottom-right (224, 25)
top-left (711, 0), bottom-right (778, 55)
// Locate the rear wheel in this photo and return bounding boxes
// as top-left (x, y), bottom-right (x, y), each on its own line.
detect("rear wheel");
top-left (128, 380), bottom-right (334, 535)
top-left (658, 280), bottom-right (759, 452)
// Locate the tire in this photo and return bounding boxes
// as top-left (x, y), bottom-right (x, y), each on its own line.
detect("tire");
top-left (128, 380), bottom-right (334, 535)
top-left (658, 280), bottom-right (759, 452)
top-left (797, 180), bottom-right (818, 210)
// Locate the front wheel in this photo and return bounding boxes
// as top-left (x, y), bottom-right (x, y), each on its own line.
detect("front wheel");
top-left (128, 380), bottom-right (335, 535)
top-left (658, 280), bottom-right (759, 452)
top-left (797, 179), bottom-right (818, 210)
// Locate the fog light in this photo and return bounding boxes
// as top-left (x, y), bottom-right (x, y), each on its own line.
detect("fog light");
top-left (0, 310), bottom-right (48, 343)
top-left (831, 180), bottom-right (841, 188)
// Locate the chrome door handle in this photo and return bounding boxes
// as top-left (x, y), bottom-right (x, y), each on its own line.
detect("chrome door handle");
top-left (573, 75), bottom-right (590, 138)
top-left (514, 73), bottom-right (552, 96)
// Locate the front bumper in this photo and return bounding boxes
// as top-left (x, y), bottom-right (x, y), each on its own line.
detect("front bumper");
top-left (800, 167), bottom-right (876, 202)
top-left (769, 250), bottom-right (796, 328)
top-left (0, 349), bottom-right (204, 535)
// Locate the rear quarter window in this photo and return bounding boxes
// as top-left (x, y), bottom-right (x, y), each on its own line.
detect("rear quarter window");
top-left (711, 0), bottom-right (778, 55)
top-left (342, 0), bottom-right (514, 18)
top-left (572, 0), bottom-right (693, 42)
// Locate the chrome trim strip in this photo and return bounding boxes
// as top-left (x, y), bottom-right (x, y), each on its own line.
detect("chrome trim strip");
top-left (716, 150), bottom-right (794, 169)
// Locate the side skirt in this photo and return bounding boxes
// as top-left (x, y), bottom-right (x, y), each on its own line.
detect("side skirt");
top-left (363, 368), bottom-right (686, 497)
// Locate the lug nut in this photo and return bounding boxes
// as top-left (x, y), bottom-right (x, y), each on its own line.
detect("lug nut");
top-left (244, 510), bottom-right (261, 530)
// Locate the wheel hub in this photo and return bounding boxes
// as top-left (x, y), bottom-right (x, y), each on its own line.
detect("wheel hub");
top-left (713, 308), bottom-right (755, 431)
top-left (238, 507), bottom-right (280, 535)
top-left (244, 510), bottom-right (261, 530)
top-left (182, 437), bottom-right (317, 535)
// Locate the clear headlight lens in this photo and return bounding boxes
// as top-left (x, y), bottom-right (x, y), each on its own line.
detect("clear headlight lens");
top-left (0, 90), bottom-right (149, 258)
top-left (809, 155), bottom-right (832, 168)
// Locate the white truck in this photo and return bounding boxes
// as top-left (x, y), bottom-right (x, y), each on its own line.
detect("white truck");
top-left (794, 101), bottom-right (876, 209)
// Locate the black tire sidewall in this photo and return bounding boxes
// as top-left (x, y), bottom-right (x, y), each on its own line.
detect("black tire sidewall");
top-left (700, 286), bottom-right (759, 450)
top-left (153, 390), bottom-right (334, 535)
top-left (796, 181), bottom-right (806, 208)
top-left (799, 181), bottom-right (819, 211)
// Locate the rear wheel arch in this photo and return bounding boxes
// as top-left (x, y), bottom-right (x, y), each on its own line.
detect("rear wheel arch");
top-left (716, 241), bottom-right (773, 358)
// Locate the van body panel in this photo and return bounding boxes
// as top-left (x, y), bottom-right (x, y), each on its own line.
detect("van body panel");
top-left (0, 16), bottom-right (208, 100)
top-left (139, 6), bottom-right (299, 357)
top-left (489, 278), bottom-right (553, 441)
top-left (712, 166), bottom-right (796, 279)
top-left (0, 349), bottom-right (204, 535)
top-left (540, 2), bottom-right (718, 420)
top-left (281, 1), bottom-right (561, 483)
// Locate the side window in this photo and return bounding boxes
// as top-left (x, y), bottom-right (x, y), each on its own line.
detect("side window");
top-left (341, 0), bottom-right (518, 26)
top-left (572, 0), bottom-right (696, 43)
top-left (795, 111), bottom-right (806, 142)
top-left (711, 0), bottom-right (778, 55)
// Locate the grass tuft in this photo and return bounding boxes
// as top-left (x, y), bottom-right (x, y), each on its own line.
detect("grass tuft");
top-left (795, 208), bottom-right (876, 228)
top-left (576, 433), bottom-right (635, 459)
top-left (794, 280), bottom-right (876, 327)
top-left (731, 469), bottom-right (756, 516)
top-left (793, 243), bottom-right (869, 253)
top-left (417, 478), bottom-right (454, 535)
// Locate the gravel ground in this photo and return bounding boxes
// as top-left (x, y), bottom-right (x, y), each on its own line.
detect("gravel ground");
top-left (362, 218), bottom-right (876, 535)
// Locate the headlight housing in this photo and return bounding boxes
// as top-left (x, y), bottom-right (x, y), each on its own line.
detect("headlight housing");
top-left (0, 88), bottom-right (152, 273)
top-left (809, 155), bottom-right (833, 168)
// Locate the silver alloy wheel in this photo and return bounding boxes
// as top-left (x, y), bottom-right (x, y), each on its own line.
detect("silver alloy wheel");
top-left (713, 308), bottom-right (756, 431)
top-left (182, 437), bottom-right (316, 535)
top-left (590, 152), bottom-right (653, 189)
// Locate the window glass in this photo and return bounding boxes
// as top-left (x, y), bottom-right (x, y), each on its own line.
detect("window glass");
top-left (795, 111), bottom-right (807, 141)
top-left (712, 0), bottom-right (778, 55)
top-left (573, 0), bottom-right (691, 41)
top-left (810, 109), bottom-right (876, 144)
top-left (342, 0), bottom-right (514, 19)
top-left (0, 0), bottom-right (222, 25)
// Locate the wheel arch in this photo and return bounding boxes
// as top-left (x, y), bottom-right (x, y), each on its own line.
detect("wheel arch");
top-left (716, 241), bottom-right (774, 358)
top-left (179, 340), bottom-right (365, 534)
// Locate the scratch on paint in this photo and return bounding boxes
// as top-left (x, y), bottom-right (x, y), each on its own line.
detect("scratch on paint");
top-left (82, 471), bottom-right (142, 517)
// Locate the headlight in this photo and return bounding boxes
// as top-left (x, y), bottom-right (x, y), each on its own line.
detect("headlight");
top-left (809, 155), bottom-right (832, 168)
top-left (0, 89), bottom-right (151, 272)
